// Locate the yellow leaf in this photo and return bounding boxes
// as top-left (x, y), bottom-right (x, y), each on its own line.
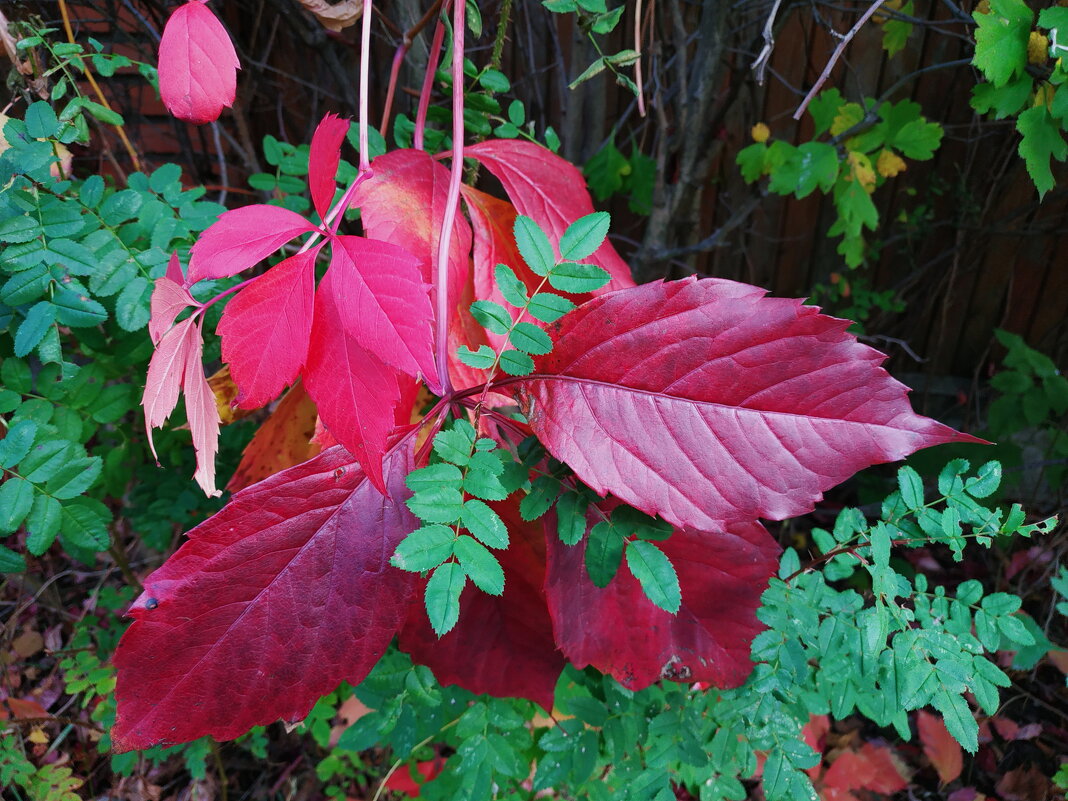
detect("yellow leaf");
top-left (876, 149), bottom-right (907, 178)
top-left (207, 365), bottom-right (254, 426)
top-left (1029, 32), bottom-right (1050, 65)
top-left (751, 122), bottom-right (771, 143)
top-left (846, 151), bottom-right (877, 193)
top-left (830, 103), bottom-right (865, 136)
top-left (874, 0), bottom-right (904, 24)
top-left (27, 727), bottom-right (49, 744)
top-left (1033, 82), bottom-right (1055, 109)
top-left (976, 0), bottom-right (990, 13)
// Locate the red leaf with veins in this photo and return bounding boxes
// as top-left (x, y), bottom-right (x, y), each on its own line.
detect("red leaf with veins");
top-left (142, 316), bottom-right (198, 461)
top-left (182, 322), bottom-right (221, 496)
top-left (465, 139), bottom-right (634, 291)
top-left (302, 267), bottom-right (402, 493)
top-left (112, 441), bottom-right (418, 751)
top-left (189, 205), bottom-right (316, 284)
top-left (327, 236), bottom-right (436, 382)
top-left (512, 277), bottom-right (984, 531)
top-left (399, 497), bottom-right (564, 710)
top-left (157, 0), bottom-right (238, 124)
top-left (148, 258), bottom-right (195, 345)
top-left (308, 113), bottom-right (350, 221)
top-left (218, 246), bottom-right (320, 410)
top-left (544, 510), bottom-right (778, 690)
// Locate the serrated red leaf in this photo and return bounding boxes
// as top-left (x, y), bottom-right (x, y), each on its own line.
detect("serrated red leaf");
top-left (399, 498), bottom-right (564, 710)
top-left (302, 268), bottom-right (402, 493)
top-left (544, 511), bottom-right (778, 690)
top-left (327, 236), bottom-right (436, 382)
top-left (918, 709), bottom-right (964, 784)
top-left (148, 260), bottom-right (195, 346)
top-left (182, 321), bottom-right (221, 496)
top-left (157, 0), bottom-right (239, 124)
top-left (512, 278), bottom-right (984, 530)
top-left (227, 382), bottom-right (321, 492)
top-left (143, 316), bottom-right (198, 461)
top-left (218, 246), bottom-right (320, 409)
top-left (465, 139), bottom-right (634, 291)
top-left (112, 441), bottom-right (418, 751)
top-left (309, 113), bottom-right (350, 221)
top-left (188, 205), bottom-right (316, 284)
top-left (822, 743), bottom-right (908, 795)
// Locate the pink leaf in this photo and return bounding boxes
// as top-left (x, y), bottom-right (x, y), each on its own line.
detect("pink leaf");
top-left (326, 236), bottom-right (436, 382)
top-left (309, 113), bottom-right (350, 221)
top-left (511, 278), bottom-right (985, 530)
top-left (399, 498), bottom-right (564, 710)
top-left (157, 0), bottom-right (239, 124)
top-left (544, 509), bottom-right (779, 690)
top-left (465, 139), bottom-right (634, 291)
top-left (188, 205), bottom-right (316, 284)
top-left (165, 249), bottom-right (186, 285)
top-left (112, 441), bottom-right (418, 751)
top-left (148, 258), bottom-right (196, 345)
top-left (918, 709), bottom-right (964, 784)
top-left (142, 316), bottom-right (198, 462)
top-left (218, 246), bottom-right (320, 409)
top-left (181, 322), bottom-right (221, 497)
top-left (302, 268), bottom-right (403, 493)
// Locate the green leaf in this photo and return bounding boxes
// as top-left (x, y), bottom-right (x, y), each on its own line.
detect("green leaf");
top-left (1, 360), bottom-right (31, 394)
top-left (509, 321), bottom-right (552, 355)
top-left (888, 118), bottom-right (943, 160)
top-left (931, 691), bottom-right (978, 753)
top-left (971, 77), bottom-right (1033, 119)
top-left (997, 613), bottom-right (1035, 645)
top-left (25, 101), bottom-right (59, 139)
top-left (461, 499), bottom-right (509, 548)
top-left (0, 477), bottom-right (34, 533)
top-left (769, 141), bottom-right (839, 198)
top-left (1016, 105), bottom-right (1067, 197)
top-left (406, 486), bottom-right (465, 524)
top-left (79, 99), bottom-right (125, 126)
top-left (478, 69), bottom-right (510, 93)
top-left (52, 288), bottom-right (107, 327)
top-left (897, 465), bottom-right (925, 509)
top-left (405, 462), bottom-right (463, 493)
top-left (454, 535), bottom-right (505, 595)
top-left (585, 520), bottom-right (623, 587)
top-left (499, 349), bottom-right (535, 376)
top-left (0, 419), bottom-right (38, 469)
top-left (457, 345), bottom-right (496, 369)
top-left (425, 562), bottom-right (466, 635)
top-left (59, 499), bottom-right (110, 551)
top-left (559, 212), bottom-right (610, 261)
top-left (391, 525), bottom-right (456, 572)
top-left (555, 492), bottom-right (588, 545)
top-left (981, 592), bottom-right (1021, 616)
top-left (0, 214), bottom-right (42, 243)
top-left (0, 545), bottom-right (26, 573)
top-left (527, 291), bottom-right (575, 323)
top-left (737, 142), bottom-right (768, 183)
top-left (45, 456), bottom-right (102, 499)
top-left (25, 494), bottom-right (61, 556)
top-left (964, 461), bottom-right (1001, 498)
top-left (625, 540), bottom-right (680, 613)
top-left (115, 276), bottom-right (152, 330)
top-left (494, 264), bottom-right (528, 307)
top-left (14, 302), bottom-right (56, 357)
top-left (583, 138), bottom-right (628, 200)
top-left (462, 458), bottom-right (509, 501)
top-left (470, 300), bottom-right (513, 335)
top-left (972, 0), bottom-right (1032, 87)
top-left (520, 475), bottom-right (558, 521)
top-left (514, 216), bottom-right (556, 276)
top-left (19, 440), bottom-right (74, 483)
top-left (548, 262), bottom-right (611, 293)
top-left (432, 424), bottom-right (475, 465)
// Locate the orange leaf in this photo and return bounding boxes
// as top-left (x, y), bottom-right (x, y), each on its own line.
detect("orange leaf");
top-left (207, 365), bottom-right (254, 425)
top-left (226, 382), bottom-right (321, 492)
top-left (822, 743), bottom-right (908, 795)
top-left (919, 710), bottom-right (963, 784)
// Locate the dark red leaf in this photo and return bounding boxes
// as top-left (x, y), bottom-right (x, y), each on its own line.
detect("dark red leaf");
top-left (157, 0), bottom-right (239, 124)
top-left (218, 246), bottom-right (319, 410)
top-left (302, 267), bottom-right (402, 493)
top-left (112, 440), bottom-right (419, 751)
top-left (188, 205), bottom-right (316, 284)
top-left (465, 139), bottom-right (634, 291)
top-left (511, 278), bottom-right (984, 530)
top-left (544, 509), bottom-right (779, 691)
top-left (399, 498), bottom-right (564, 710)
top-left (309, 113), bottom-right (350, 221)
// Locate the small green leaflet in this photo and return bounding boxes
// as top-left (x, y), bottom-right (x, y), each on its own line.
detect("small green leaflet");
top-left (425, 562), bottom-right (466, 636)
top-left (509, 322), bottom-right (552, 355)
top-left (458, 345), bottom-right (496, 369)
top-left (470, 301), bottom-right (513, 335)
top-left (461, 499), bottom-right (509, 548)
top-left (625, 540), bottom-right (680, 614)
top-left (555, 492), bottom-right (588, 545)
top-left (513, 215), bottom-right (555, 276)
top-left (454, 535), bottom-right (505, 595)
top-left (558, 212), bottom-right (610, 261)
top-left (548, 262), bottom-right (611, 294)
top-left (527, 292), bottom-right (575, 323)
top-left (494, 264), bottom-right (528, 307)
top-left (391, 525), bottom-right (456, 572)
top-left (584, 520), bottom-right (624, 587)
top-left (499, 349), bottom-right (535, 376)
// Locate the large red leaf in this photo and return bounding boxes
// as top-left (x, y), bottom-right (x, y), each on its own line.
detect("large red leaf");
top-left (188, 205), bottom-right (316, 284)
top-left (398, 498), bottom-right (564, 710)
top-left (544, 511), bottom-right (779, 691)
top-left (218, 246), bottom-right (319, 410)
top-left (308, 113), bottom-right (349, 221)
top-left (511, 277), bottom-right (984, 530)
top-left (327, 236), bottom-right (436, 382)
top-left (302, 267), bottom-right (402, 493)
top-left (157, 0), bottom-right (239, 124)
top-left (465, 139), bottom-right (634, 291)
top-left (112, 441), bottom-right (419, 751)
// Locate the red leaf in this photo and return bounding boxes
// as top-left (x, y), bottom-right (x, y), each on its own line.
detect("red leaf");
top-left (384, 760), bottom-right (447, 797)
top-left (112, 441), bottom-right (419, 751)
top-left (149, 259), bottom-right (195, 346)
top-left (181, 321), bottom-right (221, 497)
top-left (512, 278), bottom-right (984, 530)
top-left (399, 498), bottom-right (565, 710)
top-left (227, 382), bottom-right (321, 492)
top-left (918, 709), bottom-right (964, 784)
top-left (302, 267), bottom-right (402, 493)
top-left (142, 316), bottom-right (198, 461)
top-left (188, 205), bottom-right (316, 284)
top-left (218, 246), bottom-right (319, 409)
top-left (309, 113), bottom-right (350, 221)
top-left (465, 139), bottom-right (634, 291)
top-left (327, 236), bottom-right (436, 382)
top-left (822, 743), bottom-right (908, 795)
top-left (544, 510), bottom-right (779, 691)
top-left (157, 0), bottom-right (239, 124)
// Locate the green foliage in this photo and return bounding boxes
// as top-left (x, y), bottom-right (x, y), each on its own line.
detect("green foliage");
top-left (584, 137), bottom-right (656, 214)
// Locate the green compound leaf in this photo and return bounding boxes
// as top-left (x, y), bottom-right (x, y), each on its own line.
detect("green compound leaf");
top-left (499, 349), bottom-right (535, 376)
top-left (555, 492), bottom-right (588, 546)
top-left (454, 535), bottom-right (505, 595)
top-left (461, 499), bottom-right (509, 548)
top-left (425, 562), bottom-right (466, 636)
top-left (1016, 105), bottom-right (1067, 198)
top-left (509, 321), bottom-right (553, 355)
top-left (494, 264), bottom-right (528, 308)
top-left (897, 465), bottom-right (925, 509)
top-left (527, 292), bottom-right (575, 323)
top-left (14, 301), bottom-right (57, 357)
top-left (584, 520), bottom-right (624, 588)
top-left (406, 486), bottom-right (465, 524)
top-left (0, 419), bottom-right (38, 469)
top-left (558, 212), bottom-right (610, 261)
top-left (972, 0), bottom-right (1032, 88)
top-left (548, 262), bottom-right (612, 294)
top-left (513, 215), bottom-right (555, 276)
top-left (391, 524), bottom-right (456, 572)
top-left (0, 477), bottom-right (34, 533)
top-left (405, 462), bottom-right (463, 493)
top-left (432, 423), bottom-right (475, 465)
top-left (26, 494), bottom-right (62, 556)
top-left (625, 540), bottom-right (681, 614)
top-left (470, 300), bottom-right (513, 335)
top-left (458, 345), bottom-right (497, 369)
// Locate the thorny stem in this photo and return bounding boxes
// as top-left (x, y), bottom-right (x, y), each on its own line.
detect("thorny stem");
top-left (414, 0), bottom-right (451, 151)
top-left (433, 0), bottom-right (465, 395)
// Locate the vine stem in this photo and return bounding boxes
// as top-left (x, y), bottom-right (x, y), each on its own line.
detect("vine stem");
top-left (433, 0), bottom-right (465, 395)
top-left (414, 0), bottom-right (451, 151)
top-left (381, 0), bottom-right (447, 135)
top-left (358, 0), bottom-right (373, 172)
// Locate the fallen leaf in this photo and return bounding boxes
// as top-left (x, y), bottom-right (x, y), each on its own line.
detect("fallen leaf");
top-left (298, 0), bottom-right (362, 31)
top-left (918, 708), bottom-right (964, 784)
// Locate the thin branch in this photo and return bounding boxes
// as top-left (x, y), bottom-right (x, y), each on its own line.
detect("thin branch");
top-left (752, 0), bottom-right (784, 86)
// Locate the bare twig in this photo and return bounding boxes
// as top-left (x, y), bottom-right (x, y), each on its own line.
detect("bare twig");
top-left (752, 0), bottom-right (784, 86)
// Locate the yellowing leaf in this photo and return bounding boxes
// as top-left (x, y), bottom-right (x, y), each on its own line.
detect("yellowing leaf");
top-left (874, 0), bottom-right (904, 24)
top-left (831, 103), bottom-right (865, 136)
top-left (751, 122), bottom-right (771, 143)
top-left (27, 727), bottom-right (49, 744)
top-left (1029, 31), bottom-right (1050, 64)
top-left (1033, 82), bottom-right (1055, 109)
top-left (876, 149), bottom-right (907, 178)
top-left (207, 365), bottom-right (254, 425)
top-left (846, 151), bottom-right (877, 192)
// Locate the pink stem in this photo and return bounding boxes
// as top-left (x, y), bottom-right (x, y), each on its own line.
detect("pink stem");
top-left (414, 2), bottom-right (450, 151)
top-left (359, 0), bottom-right (373, 172)
top-left (381, 45), bottom-right (405, 137)
top-left (432, 0), bottom-right (464, 394)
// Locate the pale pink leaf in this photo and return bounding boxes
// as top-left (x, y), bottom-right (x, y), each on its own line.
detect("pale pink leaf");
top-left (149, 262), bottom-right (196, 346)
top-left (157, 0), bottom-right (239, 124)
top-left (142, 316), bottom-right (198, 462)
top-left (188, 205), bottom-right (316, 284)
top-left (182, 322), bottom-right (221, 497)
top-left (309, 113), bottom-right (350, 221)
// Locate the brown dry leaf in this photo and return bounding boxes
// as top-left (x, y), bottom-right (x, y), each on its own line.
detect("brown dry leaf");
top-left (298, 0), bottom-right (362, 31)
top-left (227, 382), bottom-right (321, 492)
top-left (918, 709), bottom-right (963, 784)
top-left (207, 365), bottom-right (254, 425)
top-left (12, 630), bottom-right (44, 659)
top-left (995, 764), bottom-right (1051, 801)
top-left (1, 697), bottom-right (49, 720)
